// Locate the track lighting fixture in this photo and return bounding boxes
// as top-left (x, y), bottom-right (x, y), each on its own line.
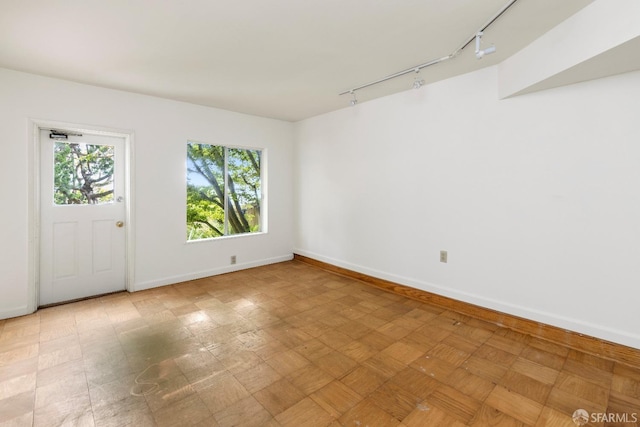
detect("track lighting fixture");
top-left (412, 69), bottom-right (425, 89)
top-left (349, 91), bottom-right (358, 106)
top-left (475, 31), bottom-right (496, 59)
top-left (339, 0), bottom-right (517, 98)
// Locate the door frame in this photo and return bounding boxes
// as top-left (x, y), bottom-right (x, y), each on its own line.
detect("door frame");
top-left (28, 119), bottom-right (135, 312)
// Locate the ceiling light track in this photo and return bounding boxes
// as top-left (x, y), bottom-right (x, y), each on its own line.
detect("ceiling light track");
top-left (339, 0), bottom-right (518, 99)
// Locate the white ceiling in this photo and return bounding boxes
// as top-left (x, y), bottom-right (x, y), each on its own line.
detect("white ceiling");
top-left (0, 0), bottom-right (595, 122)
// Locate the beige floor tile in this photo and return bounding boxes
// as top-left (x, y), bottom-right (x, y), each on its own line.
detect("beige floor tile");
top-left (471, 403), bottom-right (528, 427)
top-left (92, 396), bottom-right (153, 427)
top-left (0, 391), bottom-right (35, 424)
top-left (427, 383), bottom-right (482, 424)
top-left (521, 345), bottom-right (567, 370)
top-left (286, 364), bottom-right (333, 395)
top-left (362, 352), bottom-right (406, 379)
top-left (0, 372), bottom-right (36, 400)
top-left (533, 406), bottom-right (576, 427)
top-left (37, 344), bottom-right (83, 371)
top-left (310, 380), bottom-right (362, 418)
top-left (213, 395), bottom-right (272, 427)
top-left (143, 373), bottom-right (196, 412)
top-left (275, 397), bottom-right (334, 427)
top-left (426, 342), bottom-right (471, 367)
top-left (253, 378), bottom-right (305, 416)
top-left (554, 372), bottom-right (610, 407)
top-left (442, 367), bottom-right (495, 402)
top-left (294, 339), bottom-right (333, 361)
top-left (0, 411), bottom-right (34, 427)
top-left (265, 349), bottom-right (310, 376)
top-left (234, 362), bottom-right (282, 394)
top-left (340, 366), bottom-right (387, 397)
top-left (339, 340), bottom-right (378, 363)
top-left (33, 392), bottom-right (93, 427)
top-left (460, 355), bottom-right (508, 383)
top-left (381, 341), bottom-right (424, 365)
top-left (0, 356), bottom-right (38, 383)
top-left (388, 368), bottom-right (438, 401)
top-left (35, 373), bottom-right (88, 409)
top-left (511, 356), bottom-right (560, 385)
top-left (409, 354), bottom-right (457, 381)
top-left (313, 351), bottom-right (358, 379)
top-left (369, 381), bottom-right (424, 421)
top-left (485, 385), bottom-right (544, 426)
top-left (339, 398), bottom-right (400, 427)
top-left (197, 373), bottom-right (249, 414)
top-left (403, 404), bottom-right (466, 427)
top-left (0, 343), bottom-right (40, 367)
top-left (153, 393), bottom-right (211, 427)
top-left (217, 349), bottom-right (262, 375)
top-left (500, 369), bottom-right (552, 405)
top-left (316, 330), bottom-right (353, 350)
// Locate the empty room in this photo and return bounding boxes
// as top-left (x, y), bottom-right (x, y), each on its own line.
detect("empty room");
top-left (1, 0), bottom-right (639, 426)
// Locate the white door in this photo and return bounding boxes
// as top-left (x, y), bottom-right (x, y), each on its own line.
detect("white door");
top-left (39, 129), bottom-right (126, 306)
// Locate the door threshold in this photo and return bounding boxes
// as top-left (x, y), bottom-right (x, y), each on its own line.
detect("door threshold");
top-left (38, 290), bottom-right (127, 309)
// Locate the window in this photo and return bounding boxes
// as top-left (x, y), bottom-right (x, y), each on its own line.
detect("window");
top-left (186, 142), bottom-right (262, 240)
top-left (53, 141), bottom-right (115, 205)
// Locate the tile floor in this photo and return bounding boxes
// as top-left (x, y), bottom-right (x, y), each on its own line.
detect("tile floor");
top-left (0, 261), bottom-right (638, 426)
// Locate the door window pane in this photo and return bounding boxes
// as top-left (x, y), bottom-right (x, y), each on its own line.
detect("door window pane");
top-left (54, 142), bottom-right (115, 205)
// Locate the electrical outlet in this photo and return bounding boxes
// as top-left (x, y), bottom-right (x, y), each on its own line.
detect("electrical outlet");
top-left (230, 255), bottom-right (237, 265)
top-left (440, 250), bottom-right (448, 263)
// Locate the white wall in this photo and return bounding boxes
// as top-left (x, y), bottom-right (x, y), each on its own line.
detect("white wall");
top-left (294, 67), bottom-right (640, 349)
top-left (0, 68), bottom-right (294, 319)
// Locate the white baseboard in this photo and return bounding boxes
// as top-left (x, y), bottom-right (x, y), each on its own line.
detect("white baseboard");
top-left (0, 305), bottom-right (33, 320)
top-left (132, 254), bottom-right (294, 292)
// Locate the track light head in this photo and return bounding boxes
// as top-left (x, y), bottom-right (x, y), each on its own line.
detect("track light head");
top-left (349, 91), bottom-right (358, 106)
top-left (476, 45), bottom-right (496, 59)
top-left (475, 31), bottom-right (496, 59)
top-left (412, 68), bottom-right (425, 89)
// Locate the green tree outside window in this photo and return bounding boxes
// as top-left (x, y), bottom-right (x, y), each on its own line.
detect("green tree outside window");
top-left (54, 142), bottom-right (115, 205)
top-left (186, 143), bottom-right (262, 240)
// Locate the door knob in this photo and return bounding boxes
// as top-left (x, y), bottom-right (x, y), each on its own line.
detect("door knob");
top-left (115, 221), bottom-right (124, 228)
